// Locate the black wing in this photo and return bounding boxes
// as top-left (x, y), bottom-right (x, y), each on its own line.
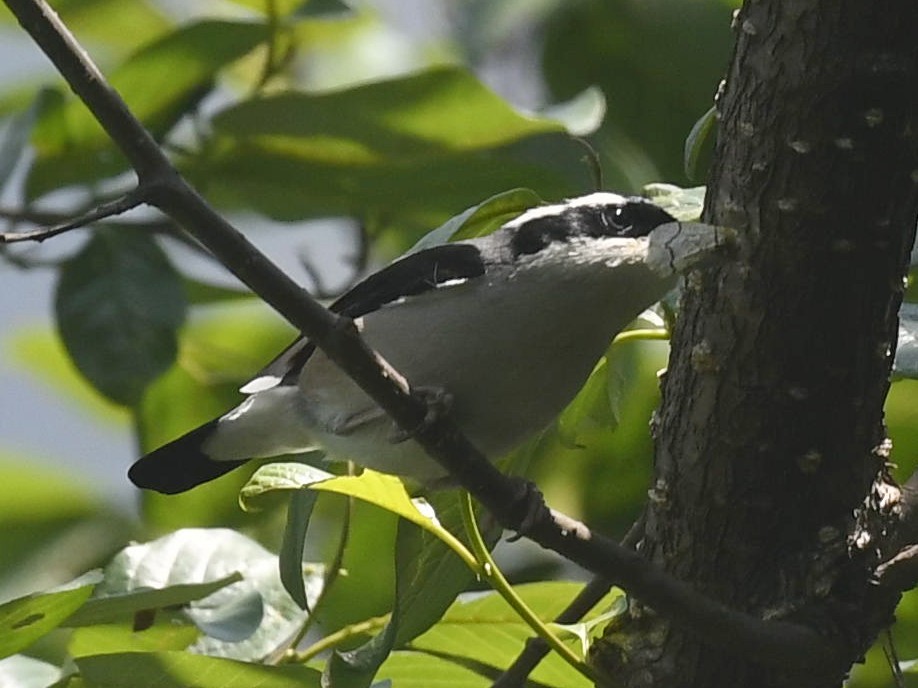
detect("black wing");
top-left (243, 243), bottom-right (486, 389)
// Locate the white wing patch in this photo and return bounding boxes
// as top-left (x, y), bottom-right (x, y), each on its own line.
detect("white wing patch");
top-left (239, 375), bottom-right (283, 394)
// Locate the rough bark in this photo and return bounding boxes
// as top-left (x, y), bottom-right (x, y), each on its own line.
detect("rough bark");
top-left (593, 2), bottom-right (918, 686)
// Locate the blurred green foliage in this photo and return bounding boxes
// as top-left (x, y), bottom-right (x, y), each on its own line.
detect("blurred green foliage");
top-left (2, 0), bottom-right (916, 686)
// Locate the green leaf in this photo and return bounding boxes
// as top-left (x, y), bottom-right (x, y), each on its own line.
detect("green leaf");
top-left (74, 651), bottom-right (322, 688)
top-left (557, 357), bottom-right (615, 449)
top-left (243, 466), bottom-right (475, 566)
top-left (213, 66), bottom-right (560, 156)
top-left (377, 650), bottom-right (490, 687)
top-left (239, 462), bottom-right (336, 510)
top-left (197, 68), bottom-right (588, 222)
top-left (408, 188), bottom-right (543, 253)
top-left (55, 229), bottom-right (187, 406)
top-left (683, 105), bottom-right (717, 181)
top-left (409, 583), bottom-right (619, 688)
top-left (64, 573), bottom-right (243, 627)
top-left (280, 489), bottom-right (321, 610)
top-left (895, 303), bottom-right (918, 380)
top-left (392, 493), bottom-right (501, 648)
top-left (27, 20), bottom-right (270, 199)
top-left (0, 0), bottom-right (171, 53)
top-left (224, 0), bottom-right (310, 15)
top-left (100, 528), bottom-right (318, 661)
top-left (540, 85), bottom-right (607, 137)
top-left (641, 183), bottom-right (706, 222)
top-left (321, 492), bottom-right (490, 688)
top-left (69, 622), bottom-right (200, 659)
top-left (0, 578), bottom-right (97, 659)
top-left (323, 614), bottom-right (399, 688)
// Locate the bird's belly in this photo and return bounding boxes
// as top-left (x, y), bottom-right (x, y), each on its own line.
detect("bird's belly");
top-left (297, 280), bottom-right (619, 480)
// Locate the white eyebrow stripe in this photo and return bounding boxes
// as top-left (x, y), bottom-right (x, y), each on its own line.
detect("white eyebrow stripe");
top-left (503, 192), bottom-right (629, 229)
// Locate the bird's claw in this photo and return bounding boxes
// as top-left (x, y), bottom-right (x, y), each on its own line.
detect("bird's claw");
top-left (388, 386), bottom-right (454, 443)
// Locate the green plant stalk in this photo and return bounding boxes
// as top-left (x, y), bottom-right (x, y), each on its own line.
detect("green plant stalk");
top-left (289, 613), bottom-right (391, 664)
top-left (612, 327), bottom-right (669, 345)
top-left (458, 491), bottom-right (598, 682)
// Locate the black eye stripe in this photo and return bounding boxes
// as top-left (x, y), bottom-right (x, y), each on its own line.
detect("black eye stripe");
top-left (508, 198), bottom-right (675, 257)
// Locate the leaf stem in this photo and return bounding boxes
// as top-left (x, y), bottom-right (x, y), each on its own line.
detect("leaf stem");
top-left (289, 613), bottom-right (390, 664)
top-left (457, 492), bottom-right (598, 682)
top-left (612, 328), bottom-right (669, 345)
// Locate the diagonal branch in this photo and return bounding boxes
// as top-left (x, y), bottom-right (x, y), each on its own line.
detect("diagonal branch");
top-left (3, 0), bottom-right (850, 674)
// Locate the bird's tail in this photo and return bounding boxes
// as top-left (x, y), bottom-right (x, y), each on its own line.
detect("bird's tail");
top-left (128, 420), bottom-right (249, 494)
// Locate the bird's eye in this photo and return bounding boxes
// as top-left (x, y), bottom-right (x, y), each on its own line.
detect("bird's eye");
top-left (607, 206), bottom-right (632, 232)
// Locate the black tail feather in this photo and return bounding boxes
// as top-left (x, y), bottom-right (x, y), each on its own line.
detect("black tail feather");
top-left (129, 420), bottom-right (249, 494)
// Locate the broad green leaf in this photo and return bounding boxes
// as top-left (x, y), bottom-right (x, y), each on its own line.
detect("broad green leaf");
top-left (101, 528), bottom-right (318, 661)
top-left (540, 85), bottom-right (607, 137)
top-left (0, 0), bottom-right (170, 52)
top-left (409, 583), bottom-right (619, 688)
top-left (641, 183), bottom-right (705, 222)
top-left (0, 654), bottom-right (63, 687)
top-left (27, 20), bottom-right (270, 199)
top-left (74, 651), bottom-right (322, 688)
top-left (543, 0), bottom-right (732, 186)
top-left (308, 497), bottom-right (397, 637)
top-left (55, 229), bottom-right (187, 406)
top-left (69, 622), bottom-right (199, 658)
top-left (683, 105), bottom-right (717, 181)
top-left (408, 188), bottom-right (543, 253)
top-left (239, 463), bottom-right (336, 509)
top-left (212, 66), bottom-right (560, 156)
top-left (556, 334), bottom-right (660, 450)
top-left (393, 493), bottom-right (503, 649)
top-left (64, 573), bottom-right (243, 627)
top-left (557, 357), bottom-right (615, 449)
top-left (224, 0), bottom-right (311, 14)
top-left (245, 466), bottom-right (475, 566)
top-left (197, 68), bottom-right (589, 222)
top-left (310, 473), bottom-right (442, 534)
top-left (377, 650), bottom-right (490, 687)
top-left (895, 303), bottom-right (918, 380)
top-left (195, 138), bottom-right (585, 224)
top-left (321, 492), bottom-right (489, 688)
top-left (0, 579), bottom-right (97, 659)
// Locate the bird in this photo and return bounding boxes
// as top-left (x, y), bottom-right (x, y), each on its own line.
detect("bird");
top-left (129, 192), bottom-right (687, 494)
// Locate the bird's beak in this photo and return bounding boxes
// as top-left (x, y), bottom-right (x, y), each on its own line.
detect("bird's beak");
top-left (645, 221), bottom-right (735, 277)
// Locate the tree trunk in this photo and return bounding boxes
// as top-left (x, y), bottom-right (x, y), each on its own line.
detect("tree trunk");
top-left (593, 2), bottom-right (918, 686)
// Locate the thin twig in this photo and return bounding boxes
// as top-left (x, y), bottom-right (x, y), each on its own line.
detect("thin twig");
top-left (0, 189), bottom-right (144, 243)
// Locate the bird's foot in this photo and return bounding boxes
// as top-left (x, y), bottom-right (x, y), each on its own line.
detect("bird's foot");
top-left (504, 476), bottom-right (551, 541)
top-left (388, 386), bottom-right (454, 444)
